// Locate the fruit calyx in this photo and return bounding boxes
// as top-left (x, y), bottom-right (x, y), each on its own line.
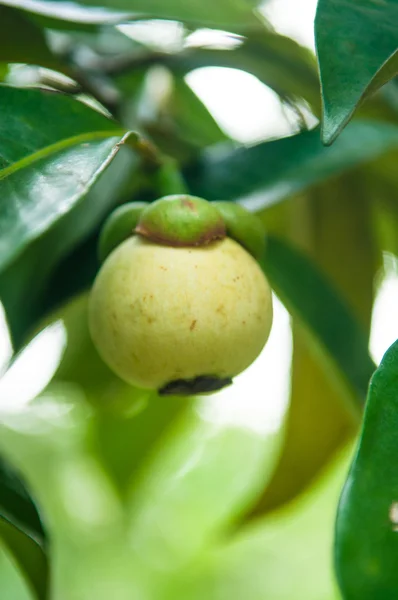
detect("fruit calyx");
top-left (135, 195), bottom-right (226, 247)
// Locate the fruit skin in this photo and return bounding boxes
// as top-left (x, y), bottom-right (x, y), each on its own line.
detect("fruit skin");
top-left (89, 235), bottom-right (273, 392)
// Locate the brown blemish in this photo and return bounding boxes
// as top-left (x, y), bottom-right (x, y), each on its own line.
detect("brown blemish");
top-left (181, 198), bottom-right (197, 211)
top-left (216, 304), bottom-right (226, 315)
top-left (159, 266), bottom-right (167, 271)
top-left (190, 319), bottom-right (197, 331)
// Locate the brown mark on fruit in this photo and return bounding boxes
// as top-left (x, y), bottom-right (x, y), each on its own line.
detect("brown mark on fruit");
top-left (216, 303), bottom-right (226, 316)
top-left (181, 198), bottom-right (197, 211)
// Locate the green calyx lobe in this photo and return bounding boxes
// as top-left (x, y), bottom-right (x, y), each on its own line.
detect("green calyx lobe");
top-left (212, 201), bottom-right (266, 260)
top-left (135, 195), bottom-right (226, 247)
top-left (98, 196), bottom-right (267, 262)
top-left (98, 202), bottom-right (148, 263)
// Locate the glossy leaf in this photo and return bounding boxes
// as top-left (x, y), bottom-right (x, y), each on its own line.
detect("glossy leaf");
top-left (0, 0), bottom-right (261, 29)
top-left (0, 85), bottom-right (133, 272)
top-left (165, 443), bottom-right (352, 600)
top-left (185, 121), bottom-right (398, 211)
top-left (0, 5), bottom-right (58, 68)
top-left (0, 144), bottom-right (138, 348)
top-left (335, 338), bottom-right (398, 599)
top-left (315, 0), bottom-right (398, 144)
top-left (262, 236), bottom-right (375, 405)
top-left (0, 86), bottom-right (146, 347)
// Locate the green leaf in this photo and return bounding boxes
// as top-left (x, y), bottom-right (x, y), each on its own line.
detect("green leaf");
top-left (0, 5), bottom-right (58, 68)
top-left (315, 0), bottom-right (398, 144)
top-left (165, 443), bottom-right (352, 600)
top-left (0, 0), bottom-right (262, 30)
top-left (0, 144), bottom-right (138, 348)
top-left (185, 121), bottom-right (398, 210)
top-left (335, 338), bottom-right (398, 599)
top-left (262, 236), bottom-right (375, 406)
top-left (0, 85), bottom-right (132, 272)
top-left (0, 86), bottom-right (146, 347)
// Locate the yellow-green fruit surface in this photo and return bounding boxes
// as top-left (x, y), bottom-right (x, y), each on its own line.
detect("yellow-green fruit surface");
top-left (89, 236), bottom-right (273, 390)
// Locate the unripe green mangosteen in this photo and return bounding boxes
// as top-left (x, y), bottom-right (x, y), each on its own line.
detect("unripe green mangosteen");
top-left (89, 196), bottom-right (273, 395)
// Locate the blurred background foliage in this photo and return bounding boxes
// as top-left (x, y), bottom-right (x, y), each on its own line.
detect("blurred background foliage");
top-left (0, 0), bottom-right (397, 598)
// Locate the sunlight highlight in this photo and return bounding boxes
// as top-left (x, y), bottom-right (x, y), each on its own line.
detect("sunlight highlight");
top-left (370, 253), bottom-right (398, 365)
top-left (118, 20), bottom-right (184, 52)
top-left (260, 0), bottom-right (318, 50)
top-left (0, 321), bottom-right (67, 412)
top-left (0, 303), bottom-right (12, 375)
top-left (186, 67), bottom-right (300, 144)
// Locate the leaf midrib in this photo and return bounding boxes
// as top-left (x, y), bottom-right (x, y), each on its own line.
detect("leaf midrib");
top-left (0, 128), bottom-right (127, 182)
